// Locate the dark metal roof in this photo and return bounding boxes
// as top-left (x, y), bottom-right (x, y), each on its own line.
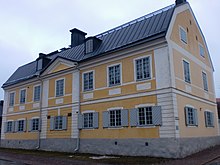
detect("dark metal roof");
top-left (2, 4), bottom-right (174, 88)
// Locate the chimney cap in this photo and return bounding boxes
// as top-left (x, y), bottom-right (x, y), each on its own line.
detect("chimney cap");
top-left (175, 0), bottom-right (187, 6)
top-left (69, 28), bottom-right (87, 35)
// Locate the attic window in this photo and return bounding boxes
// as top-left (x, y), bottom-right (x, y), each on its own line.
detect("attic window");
top-left (85, 39), bottom-right (93, 54)
top-left (199, 44), bottom-right (205, 58)
top-left (179, 27), bottom-right (187, 44)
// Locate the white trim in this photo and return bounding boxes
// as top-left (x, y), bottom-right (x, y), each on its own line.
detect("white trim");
top-left (107, 62), bottom-right (122, 87)
top-left (179, 26), bottom-right (188, 44)
top-left (185, 104), bottom-right (195, 109)
top-left (58, 108), bottom-right (61, 116)
top-left (202, 71), bottom-right (208, 92)
top-left (6, 119), bottom-right (14, 122)
top-left (133, 55), bottom-right (153, 82)
top-left (198, 43), bottom-right (205, 58)
top-left (33, 84), bottom-right (41, 102)
top-left (82, 70), bottom-right (95, 92)
top-left (135, 103), bottom-right (155, 108)
top-left (31, 116), bottom-right (40, 119)
top-left (17, 118), bottom-right (26, 121)
top-left (204, 109), bottom-right (213, 113)
top-left (182, 58), bottom-right (191, 84)
top-left (8, 91), bottom-right (16, 107)
top-left (48, 93), bottom-right (72, 100)
top-left (82, 110), bottom-right (95, 114)
top-left (19, 88), bottom-right (27, 104)
top-left (55, 78), bottom-right (65, 97)
top-left (107, 107), bottom-right (123, 111)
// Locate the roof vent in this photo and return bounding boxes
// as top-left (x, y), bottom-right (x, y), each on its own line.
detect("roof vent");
top-left (36, 53), bottom-right (51, 71)
top-left (69, 28), bottom-right (87, 48)
top-left (85, 37), bottom-right (102, 54)
top-left (175, 0), bottom-right (187, 6)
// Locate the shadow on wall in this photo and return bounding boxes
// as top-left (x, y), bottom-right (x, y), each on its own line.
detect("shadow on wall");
top-left (0, 100), bottom-right (3, 138)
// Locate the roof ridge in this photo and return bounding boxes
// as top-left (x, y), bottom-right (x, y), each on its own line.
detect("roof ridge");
top-left (96, 4), bottom-right (174, 38)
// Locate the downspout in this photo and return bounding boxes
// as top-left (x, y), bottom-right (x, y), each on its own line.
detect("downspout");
top-left (74, 66), bottom-right (80, 152)
top-left (36, 75), bottom-right (43, 149)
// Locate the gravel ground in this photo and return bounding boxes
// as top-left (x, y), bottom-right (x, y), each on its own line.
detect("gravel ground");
top-left (0, 145), bottom-right (220, 165)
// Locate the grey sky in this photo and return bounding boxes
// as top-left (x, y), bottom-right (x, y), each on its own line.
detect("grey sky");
top-left (0, 0), bottom-right (219, 100)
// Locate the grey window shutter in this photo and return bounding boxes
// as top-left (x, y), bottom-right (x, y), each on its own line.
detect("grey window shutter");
top-left (28, 119), bottom-right (32, 132)
top-left (121, 109), bottom-right (128, 127)
top-left (4, 122), bottom-right (7, 133)
top-left (12, 121), bottom-right (15, 132)
top-left (50, 117), bottom-right (54, 130)
top-left (23, 120), bottom-right (27, 132)
top-left (102, 111), bottom-right (109, 128)
top-left (211, 112), bottom-right (214, 127)
top-left (152, 106), bottom-right (162, 126)
top-left (130, 108), bottom-right (138, 127)
top-left (93, 112), bottom-right (99, 129)
top-left (78, 114), bottom-right (83, 129)
top-left (204, 111), bottom-right (208, 127)
top-left (194, 109), bottom-right (198, 126)
top-left (62, 116), bottom-right (67, 130)
top-left (185, 107), bottom-right (189, 126)
top-left (15, 121), bottom-right (18, 132)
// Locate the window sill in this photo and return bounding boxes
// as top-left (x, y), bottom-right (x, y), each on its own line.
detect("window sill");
top-left (107, 126), bottom-right (124, 130)
top-left (186, 125), bottom-right (198, 128)
top-left (136, 125), bottom-right (156, 128)
top-left (136, 78), bottom-right (152, 82)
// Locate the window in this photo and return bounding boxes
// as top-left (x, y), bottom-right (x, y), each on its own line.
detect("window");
top-left (9, 92), bottom-right (15, 106)
top-left (83, 71), bottom-right (94, 91)
top-left (32, 118), bottom-right (40, 131)
top-left (185, 107), bottom-right (198, 126)
top-left (109, 110), bottom-right (121, 127)
top-left (135, 57), bottom-right (151, 81)
top-left (6, 121), bottom-right (13, 132)
top-left (20, 89), bottom-right (26, 104)
top-left (180, 27), bottom-right (187, 44)
top-left (138, 107), bottom-right (153, 126)
top-left (108, 64), bottom-right (121, 86)
top-left (183, 60), bottom-right (191, 83)
top-left (56, 79), bottom-right (64, 97)
top-left (50, 116), bottom-right (67, 130)
top-left (199, 44), bottom-right (205, 58)
top-left (202, 72), bottom-right (208, 91)
top-left (83, 113), bottom-right (93, 128)
top-left (34, 85), bottom-right (41, 102)
top-left (18, 120), bottom-right (25, 132)
top-left (205, 111), bottom-right (214, 127)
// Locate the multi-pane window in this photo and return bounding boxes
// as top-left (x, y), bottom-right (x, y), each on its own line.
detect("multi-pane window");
top-left (32, 118), bottom-right (40, 131)
top-left (18, 120), bottom-right (25, 132)
top-left (83, 72), bottom-right (94, 91)
top-left (83, 113), bottom-right (93, 128)
top-left (7, 121), bottom-right (13, 132)
top-left (54, 116), bottom-right (63, 130)
top-left (185, 107), bottom-right (198, 126)
top-left (109, 110), bottom-right (121, 127)
top-left (180, 27), bottom-right (187, 44)
top-left (34, 85), bottom-right (41, 102)
top-left (20, 89), bottom-right (26, 104)
top-left (138, 107), bottom-right (153, 126)
top-left (199, 44), bottom-right (205, 58)
top-left (202, 72), bottom-right (208, 91)
top-left (9, 92), bottom-right (15, 106)
top-left (56, 79), bottom-right (64, 97)
top-left (135, 57), bottom-right (151, 81)
top-left (205, 111), bottom-right (214, 127)
top-left (183, 60), bottom-right (191, 83)
top-left (108, 64), bottom-right (121, 86)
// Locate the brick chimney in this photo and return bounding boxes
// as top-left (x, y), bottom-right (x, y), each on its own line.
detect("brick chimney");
top-left (175, 0), bottom-right (187, 6)
top-left (70, 28), bottom-right (87, 48)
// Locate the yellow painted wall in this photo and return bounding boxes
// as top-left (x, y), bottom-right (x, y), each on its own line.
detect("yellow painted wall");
top-left (177, 94), bottom-right (218, 137)
top-left (51, 63), bottom-right (70, 73)
top-left (46, 107), bottom-right (72, 139)
top-left (80, 95), bottom-right (159, 139)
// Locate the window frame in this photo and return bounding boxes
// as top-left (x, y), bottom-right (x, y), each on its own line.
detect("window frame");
top-left (107, 63), bottom-right (122, 87)
top-left (134, 55), bottom-right (152, 82)
top-left (33, 85), bottom-right (41, 102)
top-left (179, 26), bottom-right (188, 44)
top-left (9, 92), bottom-right (15, 107)
top-left (83, 112), bottom-right (94, 128)
top-left (185, 106), bottom-right (198, 127)
top-left (137, 107), bottom-right (153, 126)
top-left (19, 88), bottom-right (27, 104)
top-left (6, 120), bottom-right (14, 133)
top-left (199, 43), bottom-right (205, 58)
top-left (202, 71), bottom-right (208, 91)
top-left (205, 111), bottom-right (214, 127)
top-left (31, 117), bottom-right (40, 131)
top-left (183, 60), bottom-right (191, 84)
top-left (17, 119), bottom-right (25, 132)
top-left (55, 78), bottom-right (65, 97)
top-left (82, 70), bottom-right (95, 92)
top-left (54, 116), bottom-right (63, 130)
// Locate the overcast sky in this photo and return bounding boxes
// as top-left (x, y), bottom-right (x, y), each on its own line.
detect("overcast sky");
top-left (0, 0), bottom-right (219, 100)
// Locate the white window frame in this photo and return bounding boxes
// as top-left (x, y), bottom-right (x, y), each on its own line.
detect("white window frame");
top-left (133, 55), bottom-right (152, 82)
top-left (31, 117), bottom-right (40, 131)
top-left (204, 110), bottom-right (214, 127)
top-left (6, 120), bottom-right (14, 133)
top-left (33, 84), bottom-right (41, 102)
top-left (54, 116), bottom-right (63, 130)
top-left (137, 106), bottom-right (153, 126)
top-left (202, 71), bottom-right (208, 92)
top-left (182, 59), bottom-right (191, 84)
top-left (107, 107), bottom-right (123, 128)
top-left (17, 118), bottom-right (25, 132)
top-left (107, 63), bottom-right (122, 87)
top-left (185, 105), bottom-right (198, 127)
top-left (179, 26), bottom-right (188, 44)
top-left (9, 91), bottom-right (15, 107)
top-left (82, 70), bottom-right (95, 92)
top-left (199, 43), bottom-right (205, 58)
top-left (83, 112), bottom-right (94, 128)
top-left (55, 78), bottom-right (65, 97)
top-left (19, 88), bottom-right (27, 104)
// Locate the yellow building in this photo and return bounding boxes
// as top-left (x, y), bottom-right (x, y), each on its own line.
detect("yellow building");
top-left (1, 0), bottom-right (219, 158)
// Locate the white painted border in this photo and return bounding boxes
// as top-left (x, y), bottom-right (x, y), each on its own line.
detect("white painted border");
top-left (19, 88), bottom-right (27, 105)
top-left (182, 58), bottom-right (191, 84)
top-left (135, 103), bottom-right (155, 108)
top-left (33, 84), bottom-right (41, 102)
top-left (55, 78), bottom-right (65, 97)
top-left (107, 62), bottom-right (122, 87)
top-left (82, 110), bottom-right (95, 114)
top-left (8, 91), bottom-right (16, 107)
top-left (107, 107), bottom-right (123, 111)
top-left (82, 70), bottom-right (95, 92)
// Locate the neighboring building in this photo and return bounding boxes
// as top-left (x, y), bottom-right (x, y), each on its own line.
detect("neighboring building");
top-left (217, 98), bottom-right (220, 119)
top-left (0, 100), bottom-right (3, 137)
top-left (1, 0), bottom-right (219, 158)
